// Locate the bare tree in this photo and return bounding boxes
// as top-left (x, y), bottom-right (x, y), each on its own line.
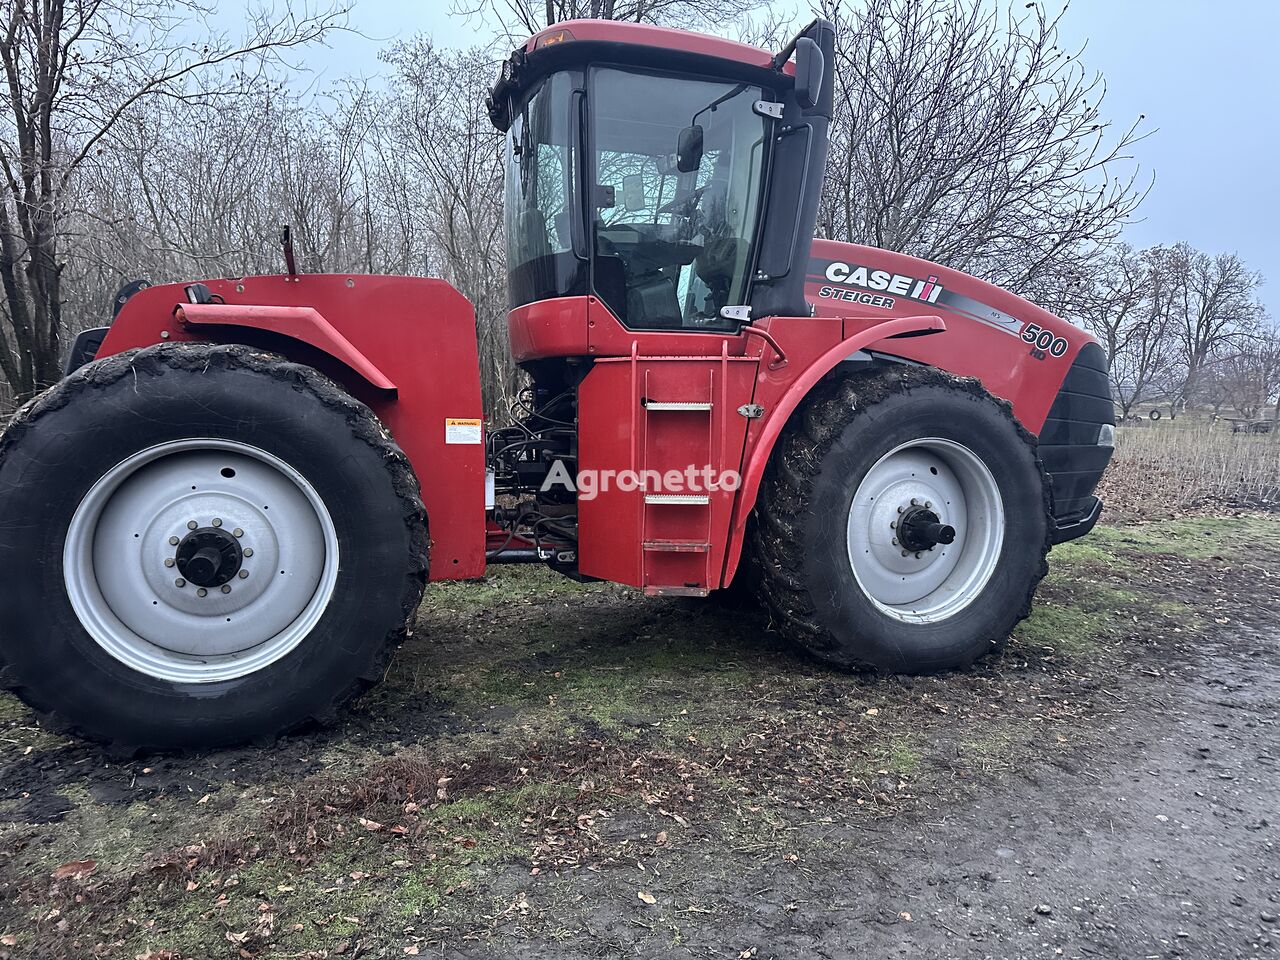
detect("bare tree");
top-left (817, 0), bottom-right (1148, 301)
top-left (1163, 242), bottom-right (1265, 416)
top-left (1075, 244), bottom-right (1175, 417)
top-left (375, 39), bottom-right (516, 409)
top-left (0, 0), bottom-right (344, 400)
top-left (1219, 329), bottom-right (1280, 422)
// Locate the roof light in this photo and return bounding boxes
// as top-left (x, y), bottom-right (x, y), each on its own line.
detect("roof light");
top-left (535, 28), bottom-right (575, 48)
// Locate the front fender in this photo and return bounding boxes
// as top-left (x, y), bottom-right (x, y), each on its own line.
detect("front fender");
top-left (721, 314), bottom-right (946, 586)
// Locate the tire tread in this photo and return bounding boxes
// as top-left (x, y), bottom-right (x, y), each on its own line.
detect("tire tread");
top-left (0, 343), bottom-right (428, 751)
top-left (750, 364), bottom-right (1052, 671)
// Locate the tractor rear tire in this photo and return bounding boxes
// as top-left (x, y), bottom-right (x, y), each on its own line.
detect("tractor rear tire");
top-left (752, 365), bottom-right (1050, 673)
top-left (0, 343), bottom-right (427, 752)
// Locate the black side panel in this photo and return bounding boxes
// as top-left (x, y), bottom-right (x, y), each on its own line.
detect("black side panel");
top-left (748, 19), bottom-right (835, 322)
top-left (64, 327), bottom-right (109, 376)
top-left (1040, 342), bottom-right (1115, 523)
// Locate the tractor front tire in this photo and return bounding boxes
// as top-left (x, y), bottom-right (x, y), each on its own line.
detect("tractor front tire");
top-left (0, 343), bottom-right (427, 752)
top-left (753, 365), bottom-right (1051, 673)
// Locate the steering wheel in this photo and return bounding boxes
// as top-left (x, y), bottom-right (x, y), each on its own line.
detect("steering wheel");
top-left (655, 184), bottom-right (708, 219)
top-left (599, 223), bottom-right (703, 270)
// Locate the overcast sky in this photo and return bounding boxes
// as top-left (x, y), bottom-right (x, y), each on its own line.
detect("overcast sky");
top-left (286, 0), bottom-right (1278, 318)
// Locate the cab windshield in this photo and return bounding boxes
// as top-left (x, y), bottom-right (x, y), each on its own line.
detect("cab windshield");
top-left (504, 65), bottom-right (769, 330)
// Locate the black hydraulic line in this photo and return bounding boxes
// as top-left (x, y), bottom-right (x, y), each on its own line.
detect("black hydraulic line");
top-left (486, 548), bottom-right (541, 564)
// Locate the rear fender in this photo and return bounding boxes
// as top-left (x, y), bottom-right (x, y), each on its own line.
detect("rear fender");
top-left (173, 302), bottom-right (396, 392)
top-left (94, 274), bottom-right (486, 580)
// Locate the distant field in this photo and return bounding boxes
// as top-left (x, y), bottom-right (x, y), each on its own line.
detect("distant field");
top-left (1097, 418), bottom-right (1280, 520)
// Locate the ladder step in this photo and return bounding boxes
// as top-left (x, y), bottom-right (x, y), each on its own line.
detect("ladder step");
top-left (643, 539), bottom-right (711, 553)
top-left (644, 493), bottom-right (710, 505)
top-left (644, 585), bottom-right (709, 597)
top-left (644, 401), bottom-right (713, 411)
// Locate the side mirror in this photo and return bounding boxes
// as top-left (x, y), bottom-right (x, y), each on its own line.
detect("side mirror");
top-left (794, 36), bottom-right (824, 110)
top-left (676, 124), bottom-right (704, 173)
top-left (622, 174), bottom-right (646, 212)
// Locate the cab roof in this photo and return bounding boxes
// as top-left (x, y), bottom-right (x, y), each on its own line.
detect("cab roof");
top-left (523, 19), bottom-right (792, 74)
top-left (488, 18), bottom-right (794, 132)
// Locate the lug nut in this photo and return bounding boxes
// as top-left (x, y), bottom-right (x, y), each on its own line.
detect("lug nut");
top-left (168, 536), bottom-right (180, 546)
top-left (221, 584), bottom-right (232, 594)
top-left (925, 501), bottom-right (932, 509)
top-left (910, 498), bottom-right (919, 506)
top-left (896, 505), bottom-right (905, 514)
top-left (232, 528), bottom-right (243, 538)
top-left (892, 538), bottom-right (899, 546)
top-left (187, 520), bottom-right (198, 530)
top-left (243, 547), bottom-right (254, 557)
top-left (212, 518), bottom-right (222, 527)
top-left (164, 558), bottom-right (175, 568)
top-left (197, 588), bottom-right (207, 597)
top-left (238, 569), bottom-right (249, 579)
top-left (901, 549), bottom-right (909, 557)
top-left (915, 552), bottom-right (923, 559)
top-left (175, 578), bottom-right (186, 588)
top-left (890, 520), bottom-right (897, 529)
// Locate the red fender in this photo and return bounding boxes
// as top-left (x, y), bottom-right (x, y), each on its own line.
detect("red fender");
top-left (95, 274), bottom-right (486, 581)
top-left (721, 313), bottom-right (946, 586)
top-left (175, 302), bottom-right (396, 392)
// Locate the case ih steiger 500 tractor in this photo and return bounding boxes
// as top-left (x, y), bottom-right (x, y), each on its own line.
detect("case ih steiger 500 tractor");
top-left (0, 18), bottom-right (1115, 751)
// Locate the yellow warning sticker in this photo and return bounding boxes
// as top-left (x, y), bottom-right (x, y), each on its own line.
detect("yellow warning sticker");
top-left (445, 418), bottom-right (483, 445)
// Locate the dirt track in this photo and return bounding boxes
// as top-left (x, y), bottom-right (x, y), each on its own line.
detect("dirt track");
top-left (1, 515), bottom-right (1278, 959)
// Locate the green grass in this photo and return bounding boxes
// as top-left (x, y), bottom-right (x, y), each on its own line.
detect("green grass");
top-left (1088, 515), bottom-right (1275, 560)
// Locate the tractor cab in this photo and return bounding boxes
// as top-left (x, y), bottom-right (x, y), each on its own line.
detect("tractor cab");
top-left (487, 18), bottom-right (835, 339)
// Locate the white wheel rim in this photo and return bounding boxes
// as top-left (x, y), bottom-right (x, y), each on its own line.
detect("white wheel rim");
top-left (845, 438), bottom-right (1004, 624)
top-left (63, 439), bottom-right (340, 683)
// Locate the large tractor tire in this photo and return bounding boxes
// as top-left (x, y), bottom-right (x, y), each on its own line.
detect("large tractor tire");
top-left (0, 343), bottom-right (427, 752)
top-left (752, 365), bottom-right (1050, 672)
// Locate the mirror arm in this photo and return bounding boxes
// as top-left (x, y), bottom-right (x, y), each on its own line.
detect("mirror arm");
top-left (770, 18), bottom-right (820, 70)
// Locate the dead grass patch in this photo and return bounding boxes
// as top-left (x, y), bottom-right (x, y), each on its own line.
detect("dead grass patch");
top-left (1098, 420), bottom-right (1280, 520)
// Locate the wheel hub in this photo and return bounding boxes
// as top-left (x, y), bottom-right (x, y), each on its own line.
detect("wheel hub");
top-left (175, 527), bottom-right (243, 586)
top-left (846, 439), bottom-right (1004, 623)
top-left (63, 440), bottom-right (339, 683)
top-left (897, 506), bottom-right (956, 553)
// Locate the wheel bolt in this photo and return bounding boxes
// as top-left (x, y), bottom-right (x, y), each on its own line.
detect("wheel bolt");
top-left (212, 518), bottom-right (222, 528)
top-left (896, 505), bottom-right (905, 514)
top-left (925, 501), bottom-right (932, 509)
top-left (901, 549), bottom-right (909, 557)
top-left (892, 538), bottom-right (899, 546)
top-left (221, 584), bottom-right (232, 594)
top-left (164, 558), bottom-right (175, 568)
top-left (910, 498), bottom-right (919, 506)
top-left (232, 528), bottom-right (243, 538)
top-left (915, 552), bottom-right (923, 559)
top-left (238, 569), bottom-right (248, 579)
top-left (243, 547), bottom-right (254, 557)
top-left (197, 588), bottom-right (207, 597)
top-left (175, 578), bottom-right (186, 588)
top-left (890, 520), bottom-right (897, 529)
top-left (168, 536), bottom-right (180, 546)
top-left (187, 520), bottom-right (198, 530)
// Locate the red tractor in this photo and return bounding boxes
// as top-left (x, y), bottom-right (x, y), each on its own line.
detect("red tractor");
top-left (0, 19), bottom-right (1114, 751)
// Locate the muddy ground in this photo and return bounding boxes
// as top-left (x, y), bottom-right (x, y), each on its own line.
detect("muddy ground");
top-left (1, 514), bottom-right (1278, 959)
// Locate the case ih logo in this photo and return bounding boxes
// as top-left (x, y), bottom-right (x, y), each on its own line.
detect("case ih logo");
top-left (823, 261), bottom-right (944, 304)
